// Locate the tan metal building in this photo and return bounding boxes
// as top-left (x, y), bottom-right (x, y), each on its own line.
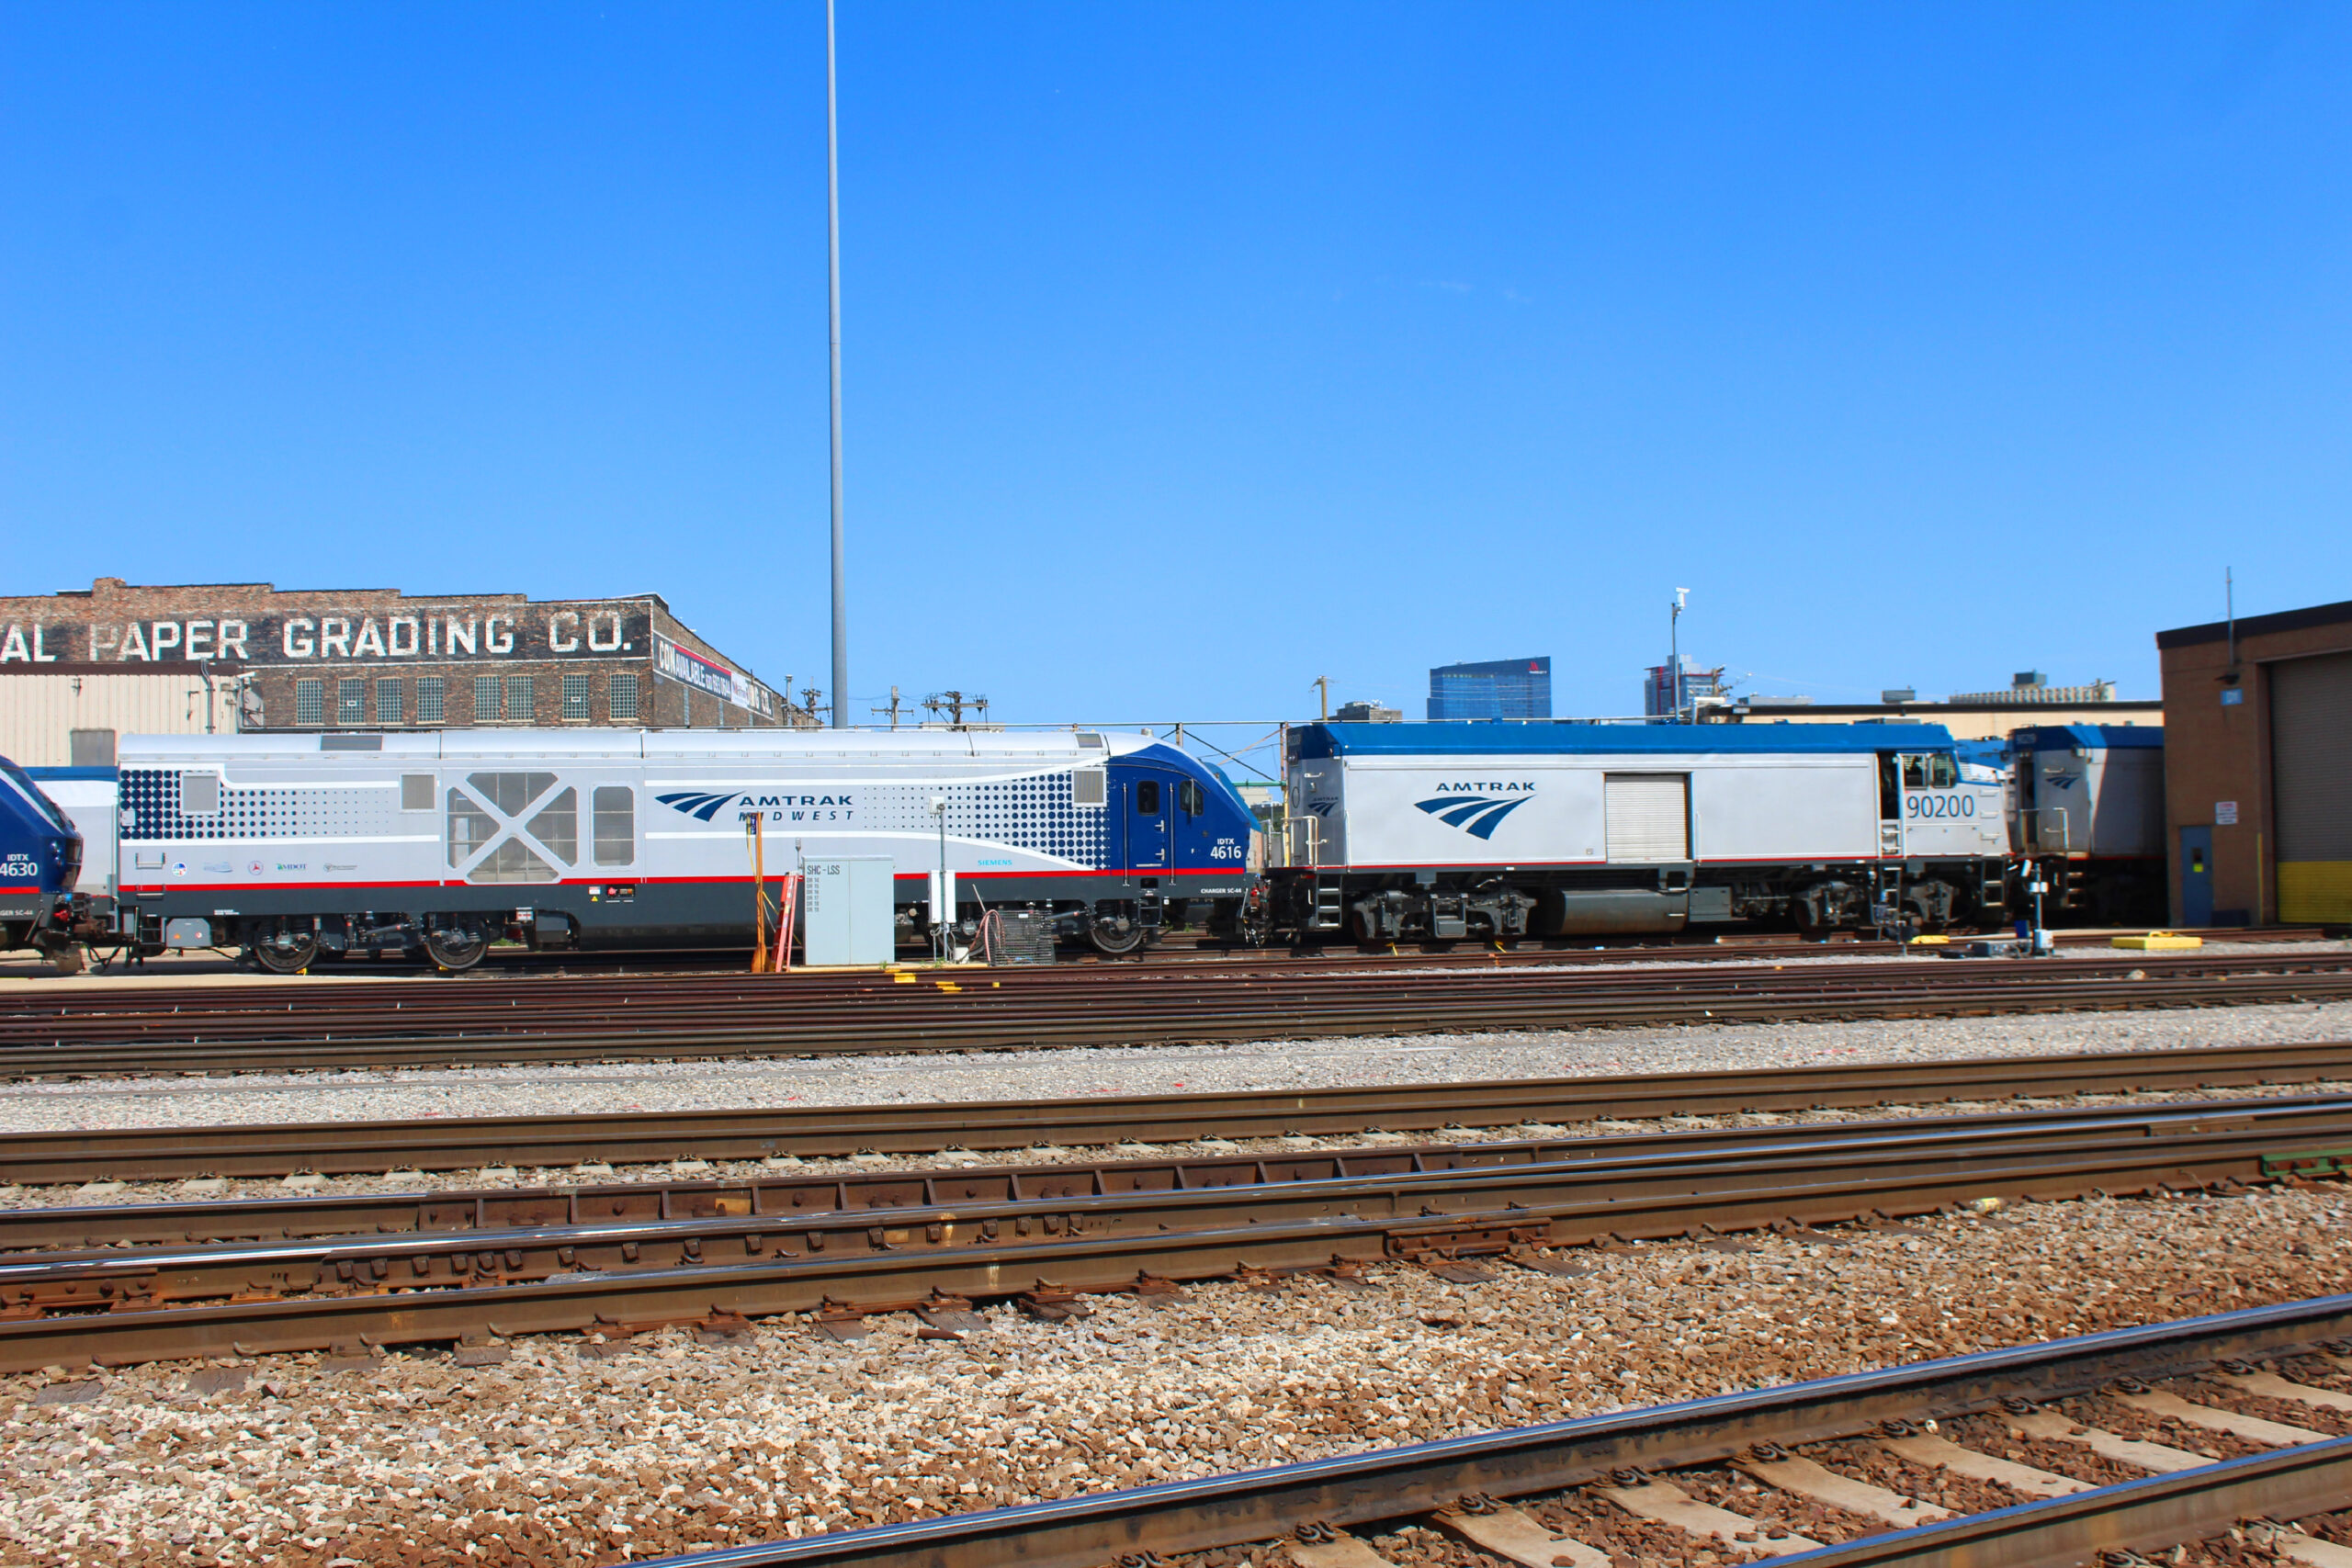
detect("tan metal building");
top-left (1709, 695), bottom-right (2161, 741)
top-left (0, 664), bottom-right (243, 767)
top-left (2156, 598), bottom-right (2352, 927)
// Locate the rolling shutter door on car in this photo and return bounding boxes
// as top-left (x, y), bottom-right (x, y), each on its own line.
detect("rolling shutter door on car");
top-left (2272, 650), bottom-right (2352, 923)
top-left (1604, 773), bottom-right (1690, 862)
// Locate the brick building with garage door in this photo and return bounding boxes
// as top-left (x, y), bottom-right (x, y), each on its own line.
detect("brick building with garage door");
top-left (2156, 597), bottom-right (2352, 927)
top-left (0, 579), bottom-right (816, 750)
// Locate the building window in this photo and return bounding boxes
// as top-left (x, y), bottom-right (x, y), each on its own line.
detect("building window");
top-left (609, 672), bottom-right (639, 722)
top-left (562, 673), bottom-right (592, 721)
top-left (337, 678), bottom-right (366, 725)
top-left (69, 730), bottom-right (116, 766)
top-left (296, 679), bottom-right (325, 727)
top-left (417, 676), bottom-right (445, 725)
top-left (506, 675), bottom-right (534, 725)
top-left (474, 675), bottom-right (502, 723)
top-left (375, 678), bottom-right (402, 726)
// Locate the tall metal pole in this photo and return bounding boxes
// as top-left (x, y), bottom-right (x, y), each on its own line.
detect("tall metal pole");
top-left (1668, 589), bottom-right (1687, 721)
top-left (825, 0), bottom-right (850, 728)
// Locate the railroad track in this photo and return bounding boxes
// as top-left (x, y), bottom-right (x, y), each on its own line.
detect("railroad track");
top-left (4, 950), bottom-right (2349, 1078)
top-left (13, 1090), bottom-right (2349, 1255)
top-left (4, 1091), bottom-right (2345, 1371)
top-left (130, 920), bottom-right (2331, 980)
top-left (625, 1295), bottom-right (2352, 1568)
top-left (9, 942), bottom-right (2337, 1040)
top-left (5, 1033), bottom-right (2349, 1193)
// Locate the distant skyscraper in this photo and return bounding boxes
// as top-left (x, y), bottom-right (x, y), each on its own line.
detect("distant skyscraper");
top-left (1429, 657), bottom-right (1552, 720)
top-left (1644, 659), bottom-right (1731, 717)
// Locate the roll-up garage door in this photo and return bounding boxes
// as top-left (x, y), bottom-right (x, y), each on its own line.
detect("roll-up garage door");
top-left (2272, 650), bottom-right (2352, 923)
top-left (1604, 773), bottom-right (1690, 862)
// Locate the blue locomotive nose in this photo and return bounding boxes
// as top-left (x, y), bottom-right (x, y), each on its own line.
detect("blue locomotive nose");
top-left (1, 756), bottom-right (85, 902)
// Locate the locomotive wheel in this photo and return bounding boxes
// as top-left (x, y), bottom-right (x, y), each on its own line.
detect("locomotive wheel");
top-left (31, 934), bottom-right (85, 976)
top-left (1085, 922), bottom-right (1150, 956)
top-left (248, 932), bottom-right (320, 975)
top-left (424, 926), bottom-right (488, 972)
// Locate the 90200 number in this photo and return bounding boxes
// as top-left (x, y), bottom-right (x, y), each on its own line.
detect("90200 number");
top-left (1906, 794), bottom-right (1976, 818)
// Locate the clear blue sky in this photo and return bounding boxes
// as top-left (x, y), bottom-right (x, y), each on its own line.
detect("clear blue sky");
top-left (5, 2), bottom-right (2347, 725)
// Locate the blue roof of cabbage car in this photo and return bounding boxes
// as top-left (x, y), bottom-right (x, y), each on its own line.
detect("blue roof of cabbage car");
top-left (2012, 725), bottom-right (2164, 751)
top-left (1953, 738), bottom-right (2010, 771)
top-left (1292, 721), bottom-right (1960, 759)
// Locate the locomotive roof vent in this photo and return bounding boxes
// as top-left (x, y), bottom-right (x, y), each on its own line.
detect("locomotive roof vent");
top-left (1075, 731), bottom-right (1106, 750)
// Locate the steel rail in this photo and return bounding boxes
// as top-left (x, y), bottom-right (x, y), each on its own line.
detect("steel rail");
top-left (1759, 1437), bottom-right (2352, 1565)
top-left (620, 1294), bottom-right (2352, 1568)
top-left (453, 920), bottom-right (2335, 977)
top-left (8, 1036), bottom-right (2350, 1188)
top-left (1, 1098), bottom-right (2339, 1369)
top-left (4, 1098), bottom-right (2343, 1311)
top-left (0, 949), bottom-right (2334, 1046)
top-left (19, 937), bottom-right (1925, 1017)
top-left (7, 1087), bottom-right (2346, 1249)
top-left (18, 924), bottom-right (2334, 1010)
top-left (4, 956), bottom-right (2349, 1079)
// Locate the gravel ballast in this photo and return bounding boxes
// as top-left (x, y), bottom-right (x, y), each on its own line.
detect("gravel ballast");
top-left (2, 1180), bottom-right (2346, 1568)
top-left (3, 998), bottom-right (2349, 1134)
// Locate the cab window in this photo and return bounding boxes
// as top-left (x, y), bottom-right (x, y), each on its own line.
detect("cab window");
top-left (1179, 779), bottom-right (1204, 817)
top-left (1136, 780), bottom-right (1160, 815)
top-left (1900, 755), bottom-right (1928, 789)
top-left (1927, 754), bottom-right (1957, 789)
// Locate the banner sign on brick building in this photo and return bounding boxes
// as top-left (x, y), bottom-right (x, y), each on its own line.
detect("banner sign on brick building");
top-left (0, 580), bottom-right (800, 736)
top-left (651, 632), bottom-right (775, 717)
top-left (0, 606), bottom-right (653, 667)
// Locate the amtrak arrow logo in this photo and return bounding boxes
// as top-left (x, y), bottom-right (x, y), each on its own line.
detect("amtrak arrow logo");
top-left (656, 790), bottom-right (741, 822)
top-left (1414, 794), bottom-right (1532, 840)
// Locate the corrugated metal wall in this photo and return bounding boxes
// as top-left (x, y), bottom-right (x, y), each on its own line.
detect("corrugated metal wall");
top-left (2272, 649), bottom-right (2352, 924)
top-left (0, 673), bottom-right (241, 766)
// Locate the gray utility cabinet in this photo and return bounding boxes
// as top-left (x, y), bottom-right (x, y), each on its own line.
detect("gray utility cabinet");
top-left (801, 856), bottom-right (897, 966)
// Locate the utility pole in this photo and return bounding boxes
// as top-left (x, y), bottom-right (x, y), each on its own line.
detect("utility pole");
top-left (1311, 676), bottom-right (1330, 721)
top-left (922, 690), bottom-right (989, 726)
top-left (825, 0), bottom-right (850, 728)
top-left (871, 685), bottom-right (904, 729)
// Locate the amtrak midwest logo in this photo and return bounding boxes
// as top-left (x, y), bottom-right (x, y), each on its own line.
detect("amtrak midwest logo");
top-left (656, 791), bottom-right (855, 823)
top-left (1414, 782), bottom-right (1534, 840)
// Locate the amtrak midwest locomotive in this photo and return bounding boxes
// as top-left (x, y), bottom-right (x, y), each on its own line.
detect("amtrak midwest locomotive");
top-left (28, 728), bottom-right (1260, 971)
top-left (0, 717), bottom-right (2164, 972)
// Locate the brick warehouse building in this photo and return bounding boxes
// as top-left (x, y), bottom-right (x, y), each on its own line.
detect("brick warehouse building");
top-left (0, 579), bottom-right (811, 749)
top-left (2157, 596), bottom-right (2352, 929)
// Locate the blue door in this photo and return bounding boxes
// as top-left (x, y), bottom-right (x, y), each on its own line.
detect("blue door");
top-left (2178, 826), bottom-right (2213, 927)
top-left (1126, 773), bottom-right (1170, 871)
